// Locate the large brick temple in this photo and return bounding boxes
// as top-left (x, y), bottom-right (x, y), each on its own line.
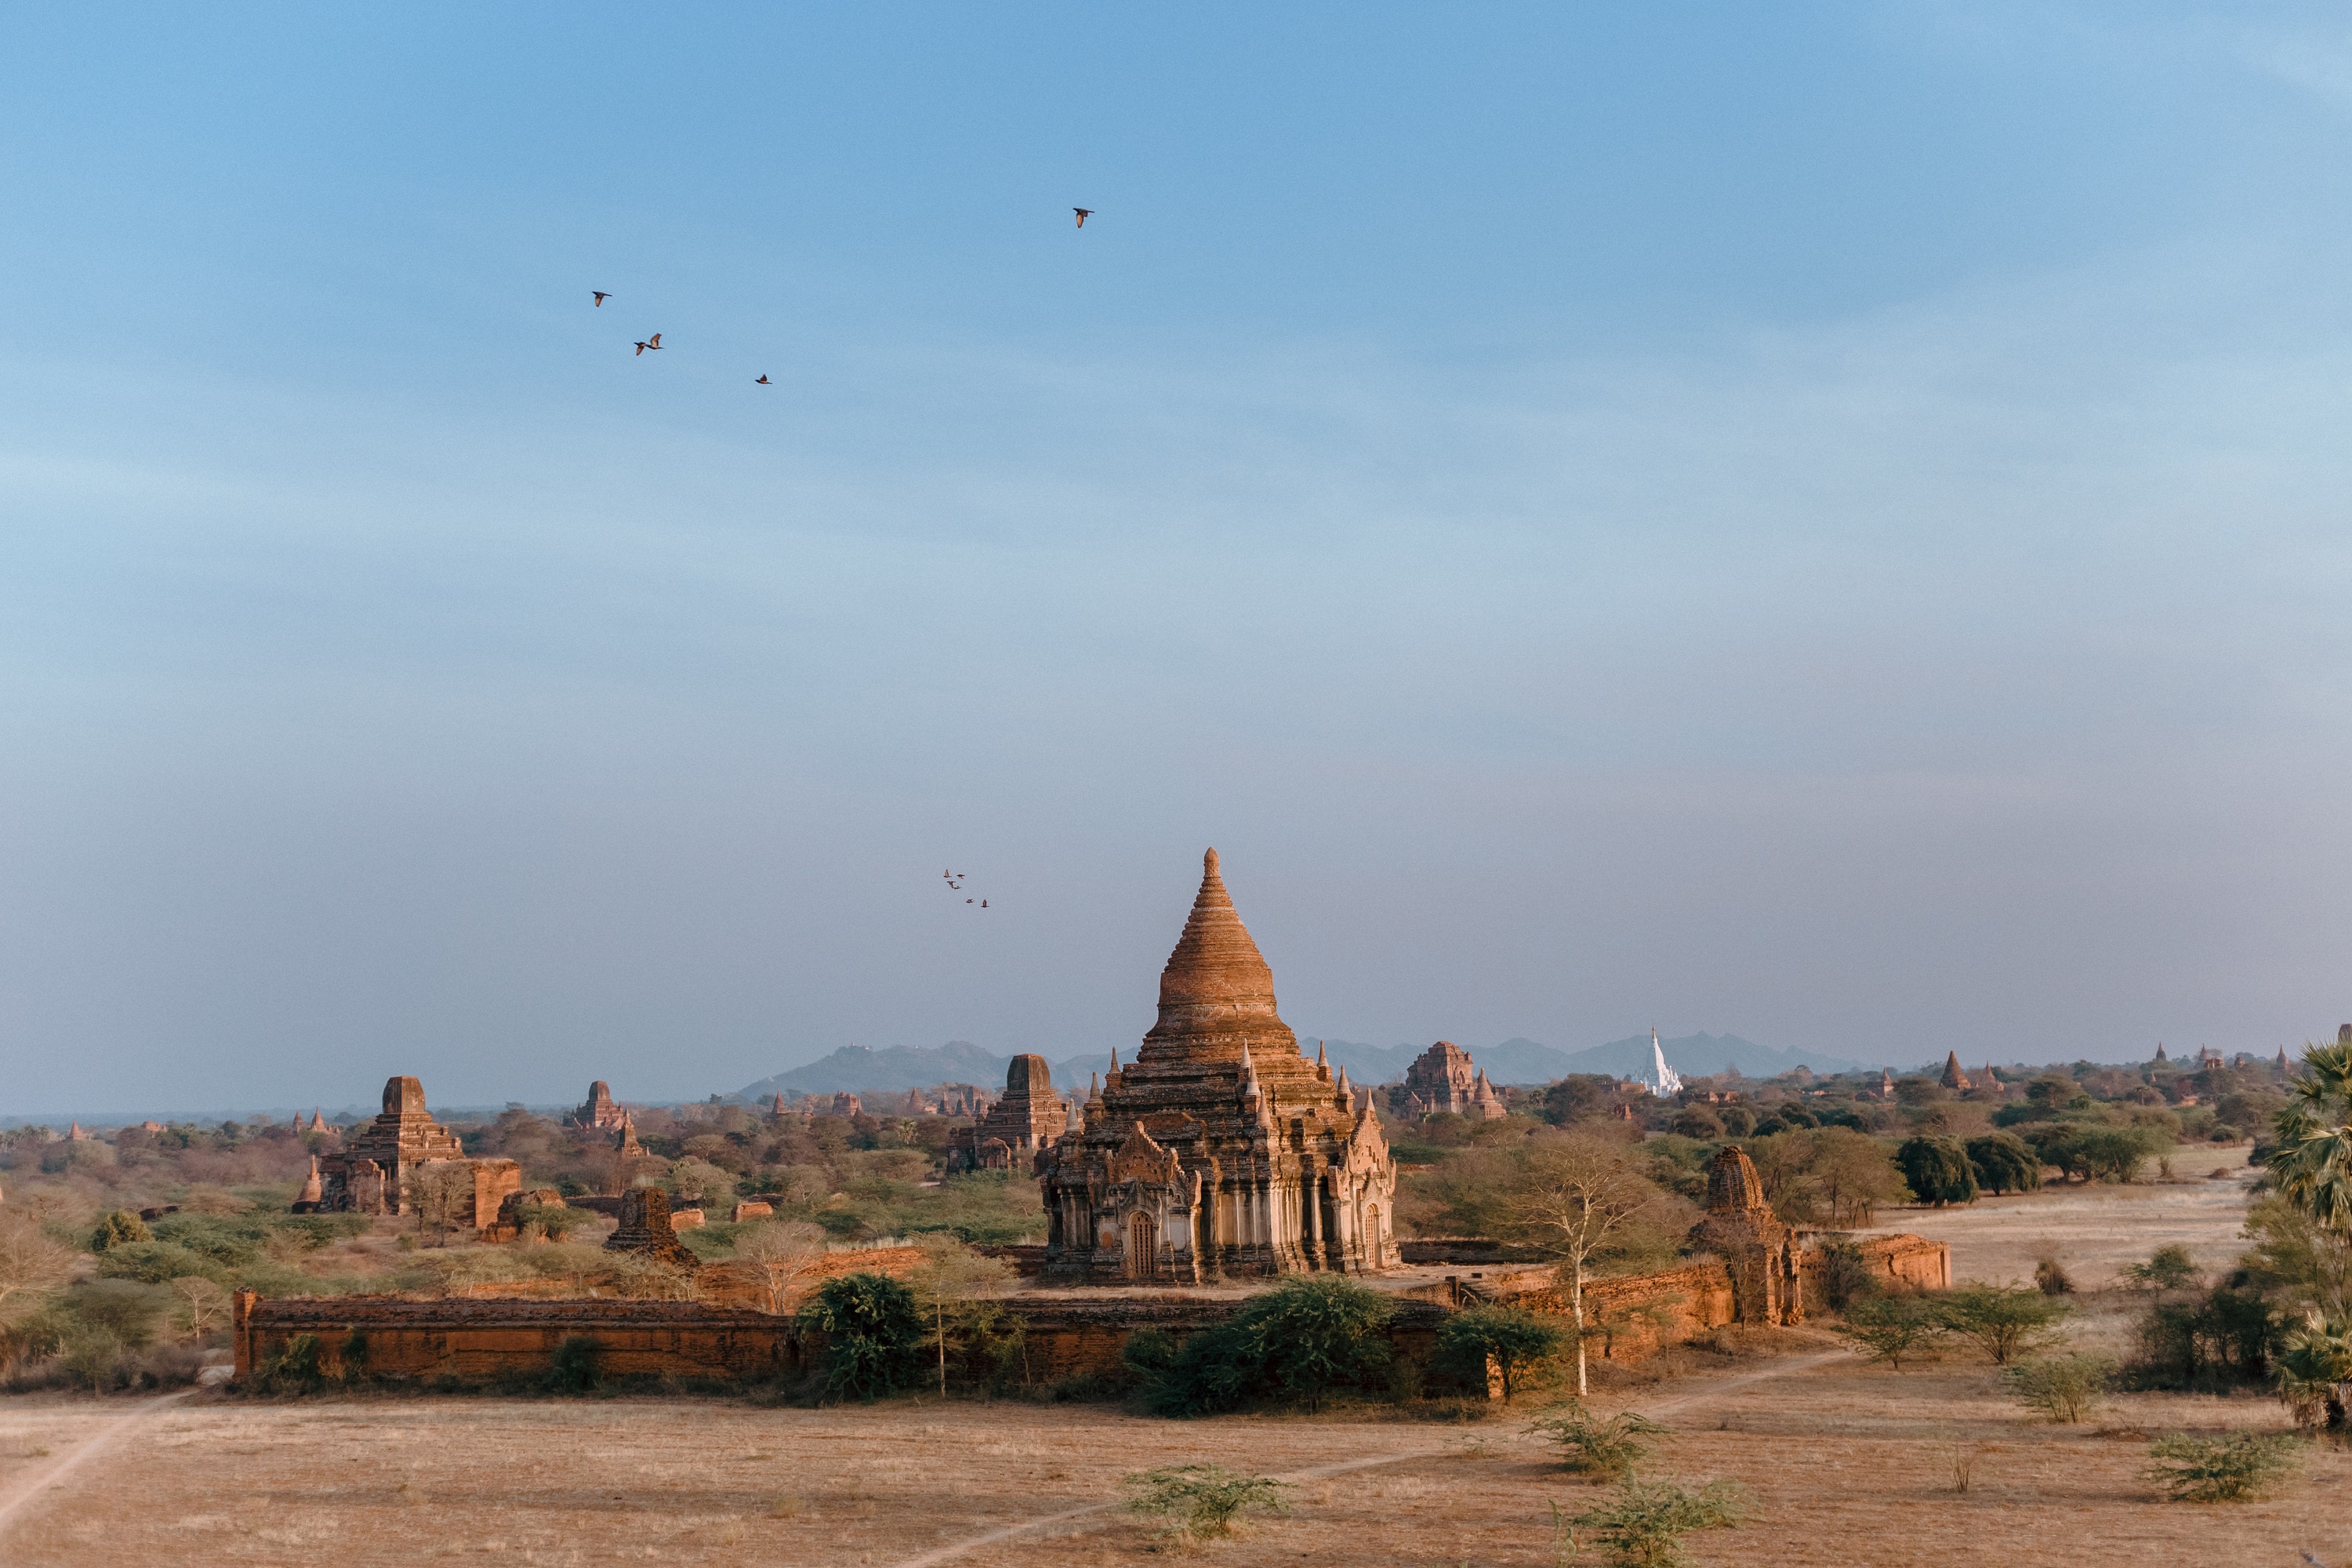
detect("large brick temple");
top-left (1037, 848), bottom-right (1396, 1282)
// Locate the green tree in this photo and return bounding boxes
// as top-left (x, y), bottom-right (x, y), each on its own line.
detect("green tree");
top-left (1936, 1284), bottom-right (2068, 1365)
top-left (799, 1272), bottom-right (924, 1402)
top-left (1806, 1127), bottom-right (1907, 1226)
top-left (1433, 1304), bottom-right (1566, 1403)
top-left (63, 1278), bottom-right (172, 1350)
top-left (60, 1327), bottom-right (123, 1395)
top-left (1836, 1294), bottom-right (1945, 1370)
top-left (1964, 1134), bottom-right (2041, 1196)
top-left (2122, 1244), bottom-right (2199, 1292)
top-left (546, 1334), bottom-right (600, 1392)
top-left (2003, 1352), bottom-right (2112, 1422)
top-left (1894, 1138), bottom-right (1977, 1207)
top-left (89, 1210), bottom-right (152, 1253)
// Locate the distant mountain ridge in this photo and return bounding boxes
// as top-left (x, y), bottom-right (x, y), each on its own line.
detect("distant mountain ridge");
top-left (731, 1029), bottom-right (1877, 1100)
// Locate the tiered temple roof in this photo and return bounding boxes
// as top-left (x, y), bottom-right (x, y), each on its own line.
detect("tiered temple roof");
top-left (1401, 1040), bottom-right (1507, 1120)
top-left (949, 1054), bottom-right (1069, 1172)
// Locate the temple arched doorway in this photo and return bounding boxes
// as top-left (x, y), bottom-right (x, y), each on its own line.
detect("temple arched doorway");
top-left (1126, 1212), bottom-right (1160, 1281)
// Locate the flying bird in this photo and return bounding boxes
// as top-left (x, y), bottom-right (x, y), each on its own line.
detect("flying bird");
top-left (633, 332), bottom-right (663, 356)
top-left (593, 291), bottom-right (611, 307)
top-left (755, 374), bottom-right (771, 385)
top-left (1073, 208), bottom-right (1094, 227)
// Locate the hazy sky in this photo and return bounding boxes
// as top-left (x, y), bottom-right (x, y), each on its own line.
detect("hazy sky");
top-left (7, 4), bottom-right (2352, 1113)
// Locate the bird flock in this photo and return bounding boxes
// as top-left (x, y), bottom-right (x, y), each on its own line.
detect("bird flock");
top-left (590, 205), bottom-right (1098, 389)
top-left (600, 212), bottom-right (1102, 916)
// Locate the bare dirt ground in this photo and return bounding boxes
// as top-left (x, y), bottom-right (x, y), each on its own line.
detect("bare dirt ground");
top-left (5, 1161), bottom-right (2340, 1568)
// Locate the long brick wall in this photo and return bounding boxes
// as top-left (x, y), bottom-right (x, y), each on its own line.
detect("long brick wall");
top-left (232, 1293), bottom-right (805, 1384)
top-left (233, 1233), bottom-right (1948, 1390)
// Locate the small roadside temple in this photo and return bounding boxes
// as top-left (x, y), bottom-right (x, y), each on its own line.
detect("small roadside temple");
top-left (1037, 848), bottom-right (1396, 1283)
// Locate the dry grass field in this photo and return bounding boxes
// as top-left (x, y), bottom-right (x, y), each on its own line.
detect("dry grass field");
top-left (1880, 1145), bottom-right (2256, 1289)
top-left (3, 1161), bottom-right (2342, 1568)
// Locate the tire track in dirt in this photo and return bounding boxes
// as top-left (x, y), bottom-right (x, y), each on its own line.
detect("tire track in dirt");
top-left (887, 1346), bottom-right (1856, 1566)
top-left (0, 1388), bottom-right (198, 1540)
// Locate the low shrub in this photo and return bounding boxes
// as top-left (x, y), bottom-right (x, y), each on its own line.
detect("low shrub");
top-left (1123, 1465), bottom-right (1288, 1543)
top-left (546, 1334), bottom-right (600, 1393)
top-left (1131, 1276), bottom-right (1394, 1417)
top-left (1525, 1401), bottom-right (1664, 1479)
top-left (2003, 1353), bottom-right (2113, 1423)
top-left (259, 1332), bottom-right (325, 1393)
top-left (1568, 1477), bottom-right (1747, 1568)
top-left (2142, 1432), bottom-right (2301, 1502)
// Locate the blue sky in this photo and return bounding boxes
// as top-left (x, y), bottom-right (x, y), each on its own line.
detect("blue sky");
top-left (7, 4), bottom-right (2352, 1112)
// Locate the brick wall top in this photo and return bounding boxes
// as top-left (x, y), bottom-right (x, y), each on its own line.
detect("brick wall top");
top-left (245, 1297), bottom-right (790, 1330)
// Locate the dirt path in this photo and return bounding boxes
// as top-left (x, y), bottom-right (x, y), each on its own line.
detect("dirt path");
top-left (889, 1347), bottom-right (1857, 1567)
top-left (0, 1388), bottom-right (196, 1541)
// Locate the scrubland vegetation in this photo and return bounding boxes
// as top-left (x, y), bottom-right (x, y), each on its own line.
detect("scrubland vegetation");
top-left (2, 1039), bottom-right (2343, 1443)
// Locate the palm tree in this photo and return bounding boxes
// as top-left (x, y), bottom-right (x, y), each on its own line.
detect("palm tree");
top-left (2270, 1041), bottom-right (2352, 1235)
top-left (2276, 1312), bottom-right (2352, 1431)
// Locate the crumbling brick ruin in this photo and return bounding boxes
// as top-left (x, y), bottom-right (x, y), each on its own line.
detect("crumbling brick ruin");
top-left (301, 1076), bottom-right (519, 1236)
top-left (1037, 848), bottom-right (1397, 1283)
top-left (605, 1186), bottom-right (699, 1270)
top-left (1689, 1143), bottom-right (1802, 1325)
top-left (947, 1054), bottom-right (1069, 1173)
top-left (1401, 1040), bottom-right (1508, 1120)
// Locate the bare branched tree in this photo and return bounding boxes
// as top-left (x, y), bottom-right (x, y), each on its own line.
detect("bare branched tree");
top-left (909, 1235), bottom-right (1018, 1396)
top-left (1501, 1134), bottom-right (1672, 1398)
top-left (732, 1220), bottom-right (829, 1313)
top-left (409, 1163), bottom-right (479, 1247)
top-left (172, 1276), bottom-right (231, 1337)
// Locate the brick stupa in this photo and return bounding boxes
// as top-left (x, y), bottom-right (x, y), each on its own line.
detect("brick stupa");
top-left (949, 1054), bottom-right (1069, 1173)
top-left (1037, 848), bottom-right (1396, 1282)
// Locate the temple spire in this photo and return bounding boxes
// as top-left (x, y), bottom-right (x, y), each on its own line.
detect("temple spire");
top-left (1141, 848), bottom-right (1294, 1062)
